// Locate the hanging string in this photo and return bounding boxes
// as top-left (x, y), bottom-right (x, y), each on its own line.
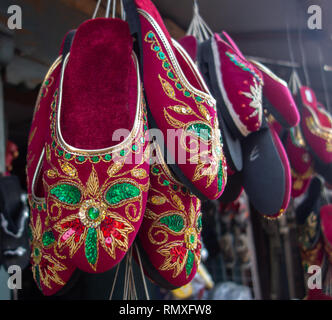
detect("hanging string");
top-left (298, 26), bottom-right (311, 87)
top-left (135, 243), bottom-right (150, 300)
top-left (187, 0), bottom-right (213, 42)
top-left (318, 45), bottom-right (331, 112)
top-left (109, 261), bottom-right (121, 300)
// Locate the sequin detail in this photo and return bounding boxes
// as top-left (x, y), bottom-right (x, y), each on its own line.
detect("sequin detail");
top-left (50, 184), bottom-right (81, 205)
top-left (105, 183), bottom-right (140, 205)
top-left (160, 214), bottom-right (185, 232)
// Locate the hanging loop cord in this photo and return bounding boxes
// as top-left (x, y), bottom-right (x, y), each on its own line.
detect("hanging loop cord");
top-left (187, 0), bottom-right (213, 42)
top-left (92, 0), bottom-right (125, 19)
top-left (286, 22), bottom-right (302, 95)
top-left (298, 26), bottom-right (311, 88)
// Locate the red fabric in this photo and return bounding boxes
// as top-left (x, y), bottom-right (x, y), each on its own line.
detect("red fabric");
top-left (178, 36), bottom-right (198, 62)
top-left (27, 19), bottom-right (150, 296)
top-left (300, 86), bottom-right (332, 164)
top-left (214, 33), bottom-right (263, 136)
top-left (134, 0), bottom-right (227, 200)
top-left (252, 61), bottom-right (299, 127)
top-left (306, 289), bottom-right (332, 300)
top-left (267, 124), bottom-right (291, 217)
top-left (284, 131), bottom-right (313, 198)
top-left (61, 18), bottom-right (136, 149)
top-left (138, 146), bottom-right (202, 288)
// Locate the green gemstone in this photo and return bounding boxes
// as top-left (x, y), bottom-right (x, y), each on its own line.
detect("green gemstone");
top-left (152, 167), bottom-right (160, 174)
top-left (85, 228), bottom-right (97, 265)
top-left (144, 125), bottom-right (148, 132)
top-left (163, 62), bottom-right (170, 69)
top-left (147, 32), bottom-right (154, 39)
top-left (186, 250), bottom-right (195, 276)
top-left (163, 180), bottom-right (170, 186)
top-left (42, 231), bottom-right (55, 247)
top-left (168, 72), bottom-right (175, 79)
top-left (187, 123), bottom-right (212, 141)
top-left (120, 150), bottom-right (127, 157)
top-left (45, 80), bottom-right (50, 85)
top-left (176, 83), bottom-right (182, 89)
top-left (184, 91), bottom-right (191, 97)
top-left (88, 207), bottom-right (100, 220)
top-left (190, 234), bottom-right (195, 244)
top-left (57, 149), bottom-right (64, 156)
top-left (77, 156), bottom-right (85, 162)
top-left (65, 153), bottom-right (72, 160)
top-left (160, 214), bottom-right (184, 232)
top-left (195, 96), bottom-right (203, 102)
top-left (92, 156), bottom-right (99, 163)
top-left (158, 52), bottom-right (165, 59)
top-left (105, 183), bottom-right (140, 205)
top-left (153, 46), bottom-right (160, 51)
top-left (181, 187), bottom-right (187, 193)
top-left (34, 248), bottom-right (40, 257)
top-left (197, 215), bottom-right (202, 232)
top-left (52, 141), bottom-right (56, 148)
top-left (43, 203), bottom-right (47, 210)
top-left (104, 154), bottom-right (112, 161)
top-left (37, 205), bottom-right (42, 211)
top-left (32, 203), bottom-right (36, 209)
top-left (132, 144), bottom-right (138, 151)
top-left (218, 160), bottom-right (224, 192)
top-left (50, 184), bottom-right (81, 205)
top-left (172, 185), bottom-right (178, 191)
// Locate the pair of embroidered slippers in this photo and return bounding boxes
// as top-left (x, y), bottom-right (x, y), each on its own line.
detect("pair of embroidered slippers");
top-left (26, 0), bottom-right (227, 295)
top-left (278, 86), bottom-right (332, 200)
top-left (185, 31), bottom-right (299, 218)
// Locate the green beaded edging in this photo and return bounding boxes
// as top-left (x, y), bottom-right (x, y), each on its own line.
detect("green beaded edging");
top-left (145, 31), bottom-right (212, 108)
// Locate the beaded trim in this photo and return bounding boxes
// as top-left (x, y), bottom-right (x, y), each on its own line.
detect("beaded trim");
top-left (138, 8), bottom-right (215, 106)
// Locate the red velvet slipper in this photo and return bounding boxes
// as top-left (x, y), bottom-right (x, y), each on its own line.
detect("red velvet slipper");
top-left (27, 18), bottom-right (150, 295)
top-left (284, 127), bottom-right (314, 198)
top-left (250, 60), bottom-right (300, 128)
top-left (124, 0), bottom-right (227, 201)
top-left (26, 55), bottom-right (75, 296)
top-left (299, 86), bottom-right (332, 164)
top-left (205, 32), bottom-right (264, 139)
top-left (266, 122), bottom-right (291, 218)
top-left (136, 142), bottom-right (202, 289)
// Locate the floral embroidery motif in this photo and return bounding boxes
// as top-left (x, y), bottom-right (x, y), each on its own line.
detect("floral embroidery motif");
top-left (305, 115), bottom-right (332, 152)
top-left (144, 31), bottom-right (227, 195)
top-left (147, 157), bottom-right (202, 278)
top-left (240, 78), bottom-right (263, 119)
top-left (47, 166), bottom-right (138, 271)
top-left (29, 214), bottom-right (66, 290)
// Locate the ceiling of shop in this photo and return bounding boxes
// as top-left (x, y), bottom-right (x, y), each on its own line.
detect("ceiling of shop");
top-left (0, 0), bottom-right (332, 109)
